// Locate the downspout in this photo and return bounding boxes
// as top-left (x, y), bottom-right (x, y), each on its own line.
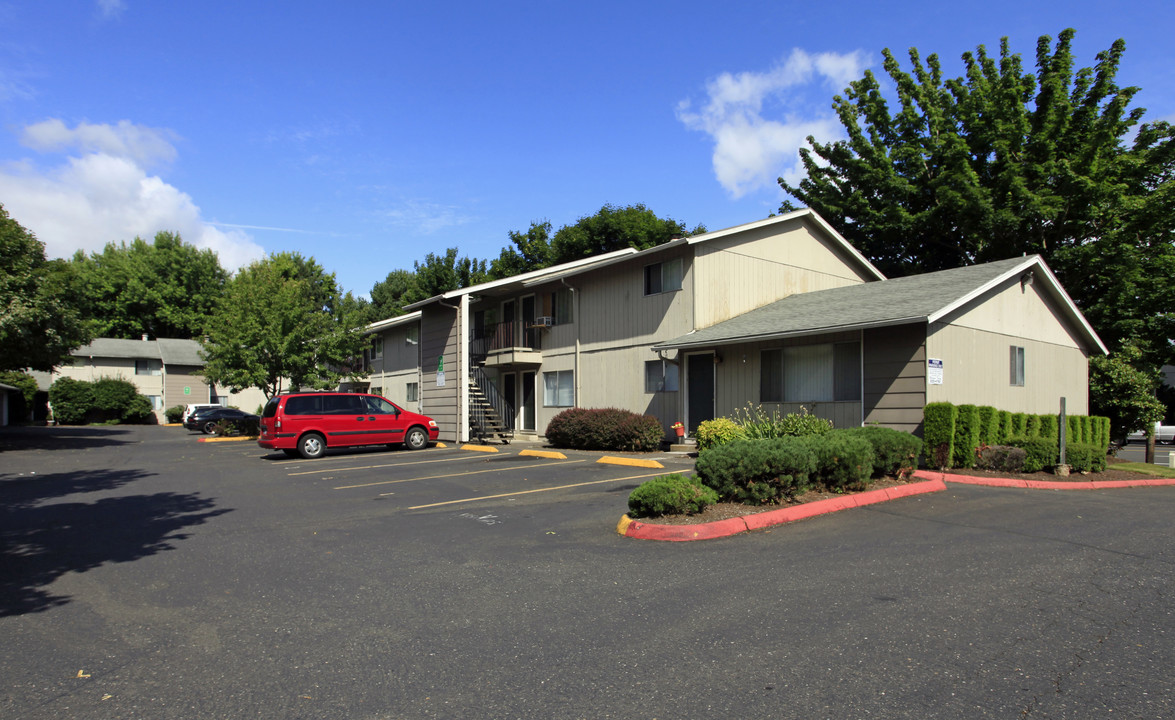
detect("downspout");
top-left (438, 297), bottom-right (468, 443)
top-left (562, 278), bottom-right (580, 407)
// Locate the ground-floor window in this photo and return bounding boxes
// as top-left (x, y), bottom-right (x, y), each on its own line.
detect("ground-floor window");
top-left (761, 341), bottom-right (861, 403)
top-left (147, 395), bottom-right (163, 410)
top-left (405, 382), bottom-right (419, 402)
top-left (644, 359), bottom-right (679, 393)
top-left (543, 370), bottom-right (574, 407)
top-left (1010, 345), bottom-right (1025, 386)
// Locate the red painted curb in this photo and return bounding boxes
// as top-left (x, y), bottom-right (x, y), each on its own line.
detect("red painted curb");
top-left (914, 470), bottom-right (1175, 491)
top-left (621, 478), bottom-right (947, 542)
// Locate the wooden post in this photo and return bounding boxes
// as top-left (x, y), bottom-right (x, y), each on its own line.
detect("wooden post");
top-left (1058, 397), bottom-right (1067, 466)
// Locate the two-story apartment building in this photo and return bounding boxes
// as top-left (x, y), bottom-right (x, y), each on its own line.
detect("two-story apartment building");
top-left (367, 209), bottom-right (1105, 443)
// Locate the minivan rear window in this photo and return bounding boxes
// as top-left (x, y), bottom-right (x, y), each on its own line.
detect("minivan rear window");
top-left (284, 395), bottom-right (323, 415)
top-left (262, 397), bottom-right (279, 418)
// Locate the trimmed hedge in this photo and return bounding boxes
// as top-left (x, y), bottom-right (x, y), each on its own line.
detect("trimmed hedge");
top-left (165, 405), bottom-right (185, 424)
top-left (923, 402), bottom-right (957, 470)
top-left (953, 405), bottom-right (982, 468)
top-left (977, 406), bottom-right (999, 446)
top-left (627, 474), bottom-right (719, 518)
top-left (544, 407), bottom-right (664, 451)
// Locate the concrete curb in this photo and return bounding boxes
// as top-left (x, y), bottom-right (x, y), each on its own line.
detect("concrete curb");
top-left (598, 456), bottom-right (664, 469)
top-left (916, 469), bottom-right (1175, 490)
top-left (460, 444), bottom-right (500, 453)
top-left (618, 478), bottom-right (947, 542)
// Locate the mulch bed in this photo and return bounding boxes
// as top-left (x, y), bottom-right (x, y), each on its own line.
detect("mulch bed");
top-left (637, 457), bottom-right (1163, 526)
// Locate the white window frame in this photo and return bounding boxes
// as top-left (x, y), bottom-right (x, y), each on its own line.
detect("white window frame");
top-left (1010, 346), bottom-right (1025, 386)
top-left (405, 382), bottom-right (419, 403)
top-left (543, 370), bottom-right (574, 407)
top-left (644, 359), bottom-right (680, 393)
top-left (643, 257), bottom-right (683, 296)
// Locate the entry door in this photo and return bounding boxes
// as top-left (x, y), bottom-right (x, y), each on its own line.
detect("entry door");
top-left (502, 373), bottom-right (517, 432)
top-left (686, 353), bottom-right (715, 434)
top-left (521, 295), bottom-right (537, 348)
top-left (521, 371), bottom-right (536, 432)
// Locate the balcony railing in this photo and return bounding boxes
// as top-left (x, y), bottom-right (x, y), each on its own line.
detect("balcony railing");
top-left (471, 320), bottom-right (543, 365)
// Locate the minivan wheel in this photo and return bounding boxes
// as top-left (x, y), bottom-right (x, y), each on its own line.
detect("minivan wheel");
top-left (404, 426), bottom-right (429, 451)
top-left (298, 433), bottom-right (326, 459)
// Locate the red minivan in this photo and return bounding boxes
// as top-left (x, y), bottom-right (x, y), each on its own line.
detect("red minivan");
top-left (258, 392), bottom-right (439, 459)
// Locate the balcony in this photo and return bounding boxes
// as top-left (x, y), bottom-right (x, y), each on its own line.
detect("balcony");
top-left (472, 320), bottom-right (543, 368)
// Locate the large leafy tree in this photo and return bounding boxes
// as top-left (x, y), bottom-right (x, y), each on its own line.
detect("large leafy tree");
top-left (200, 252), bottom-right (368, 398)
top-left (780, 29), bottom-right (1175, 365)
top-left (488, 204), bottom-right (704, 280)
top-left (369, 269), bottom-right (420, 319)
top-left (72, 231), bottom-right (229, 339)
top-left (0, 204), bottom-right (90, 371)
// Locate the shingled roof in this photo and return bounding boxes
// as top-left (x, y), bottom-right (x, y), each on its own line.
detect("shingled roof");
top-left (653, 255), bottom-right (1106, 354)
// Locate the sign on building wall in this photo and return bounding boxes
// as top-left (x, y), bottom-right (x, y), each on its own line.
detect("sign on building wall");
top-left (928, 358), bottom-right (944, 385)
top-left (436, 356), bottom-right (446, 387)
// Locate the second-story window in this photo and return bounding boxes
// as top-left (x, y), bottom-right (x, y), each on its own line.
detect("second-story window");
top-left (552, 288), bottom-right (573, 324)
top-left (644, 257), bottom-right (683, 295)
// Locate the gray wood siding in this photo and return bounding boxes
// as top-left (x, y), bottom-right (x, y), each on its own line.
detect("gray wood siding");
top-left (163, 366), bottom-right (210, 410)
top-left (709, 332), bottom-right (863, 429)
top-left (863, 324), bottom-right (927, 434)
top-left (420, 305), bottom-right (460, 441)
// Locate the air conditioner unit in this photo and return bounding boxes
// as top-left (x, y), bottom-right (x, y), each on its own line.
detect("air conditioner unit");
top-left (534, 316), bottom-right (554, 327)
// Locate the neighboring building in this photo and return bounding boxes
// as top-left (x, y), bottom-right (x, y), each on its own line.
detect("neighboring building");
top-left (380, 209), bottom-right (1103, 444)
top-left (51, 337), bottom-right (269, 422)
top-left (341, 311), bottom-right (424, 413)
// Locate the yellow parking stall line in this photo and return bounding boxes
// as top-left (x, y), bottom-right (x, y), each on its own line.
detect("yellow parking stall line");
top-left (405, 471), bottom-right (670, 509)
top-left (332, 459), bottom-right (586, 490)
top-left (288, 454), bottom-right (478, 477)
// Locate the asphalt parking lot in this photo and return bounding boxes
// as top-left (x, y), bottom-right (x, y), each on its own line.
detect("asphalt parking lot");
top-left (3, 425), bottom-right (1175, 719)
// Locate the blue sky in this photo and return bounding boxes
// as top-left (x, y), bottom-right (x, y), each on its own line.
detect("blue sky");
top-left (2, 1), bottom-right (1173, 299)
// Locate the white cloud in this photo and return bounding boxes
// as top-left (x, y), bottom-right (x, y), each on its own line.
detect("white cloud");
top-left (380, 199), bottom-right (474, 234)
top-left (0, 118), bottom-right (264, 271)
top-left (678, 48), bottom-right (871, 198)
top-left (97, 0), bottom-right (126, 19)
top-left (22, 118), bottom-right (176, 169)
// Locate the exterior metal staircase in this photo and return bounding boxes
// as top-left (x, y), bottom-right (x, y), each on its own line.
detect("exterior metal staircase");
top-left (468, 367), bottom-right (513, 444)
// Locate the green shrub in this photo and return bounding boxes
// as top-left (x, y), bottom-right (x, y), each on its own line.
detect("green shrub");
top-left (923, 402), bottom-right (957, 469)
top-left (1006, 435), bottom-right (1059, 473)
top-left (0, 371), bottom-right (37, 421)
top-left (695, 438), bottom-right (816, 504)
top-left (836, 427), bottom-right (922, 479)
top-left (91, 377), bottom-right (139, 419)
top-left (211, 416), bottom-right (260, 437)
top-left (1066, 415), bottom-right (1082, 444)
top-left (1011, 413), bottom-right (1028, 437)
top-left (49, 377), bottom-right (94, 425)
top-left (627, 474), bottom-right (719, 518)
top-left (165, 405), bottom-right (185, 423)
top-left (1080, 416), bottom-right (1093, 447)
top-left (1038, 414), bottom-right (1058, 444)
top-left (695, 417), bottom-right (746, 452)
top-left (996, 411), bottom-right (1013, 444)
top-left (544, 408), bottom-right (664, 451)
top-left (953, 405), bottom-right (982, 469)
top-left (977, 406), bottom-right (999, 445)
top-left (1064, 442), bottom-right (1106, 473)
top-left (123, 395), bottom-right (156, 424)
top-left (807, 433), bottom-right (874, 491)
top-left (975, 445), bottom-right (1027, 473)
top-left (1025, 415), bottom-right (1041, 438)
top-left (730, 404), bottom-right (834, 440)
top-left (1093, 416), bottom-right (1111, 451)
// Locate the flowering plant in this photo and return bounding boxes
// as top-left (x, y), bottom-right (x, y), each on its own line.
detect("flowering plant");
top-left (671, 422), bottom-right (685, 431)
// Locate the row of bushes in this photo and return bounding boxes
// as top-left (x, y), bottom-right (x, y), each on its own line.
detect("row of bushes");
top-left (977, 439), bottom-right (1107, 474)
top-left (924, 402), bottom-right (1110, 470)
top-left (48, 377), bottom-right (155, 425)
top-left (694, 405), bottom-right (833, 451)
top-left (628, 426), bottom-right (923, 517)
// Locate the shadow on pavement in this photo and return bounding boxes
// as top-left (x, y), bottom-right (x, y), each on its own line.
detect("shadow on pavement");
top-left (0, 467), bottom-right (232, 617)
top-left (0, 425), bottom-right (138, 452)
